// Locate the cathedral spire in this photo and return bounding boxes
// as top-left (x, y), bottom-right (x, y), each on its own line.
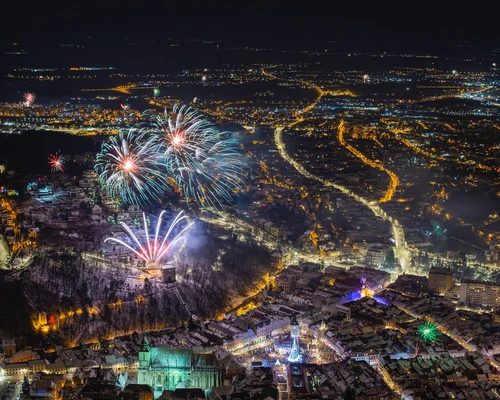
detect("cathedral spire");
top-left (140, 333), bottom-right (151, 352)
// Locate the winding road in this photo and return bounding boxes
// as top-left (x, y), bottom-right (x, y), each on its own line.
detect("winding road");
top-left (263, 69), bottom-right (412, 273)
top-left (274, 125), bottom-right (411, 272)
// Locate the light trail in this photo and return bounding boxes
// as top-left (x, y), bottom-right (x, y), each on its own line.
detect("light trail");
top-left (261, 68), bottom-right (355, 115)
top-left (411, 85), bottom-right (493, 104)
top-left (377, 365), bottom-right (402, 396)
top-left (337, 123), bottom-right (399, 203)
top-left (262, 68), bottom-right (411, 272)
top-left (370, 135), bottom-right (384, 149)
top-left (443, 123), bottom-right (456, 132)
top-left (81, 85), bottom-right (155, 95)
top-left (275, 125), bottom-right (411, 272)
top-left (81, 86), bottom-right (132, 94)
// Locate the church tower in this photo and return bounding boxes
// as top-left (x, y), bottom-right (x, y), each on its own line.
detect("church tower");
top-left (137, 334), bottom-right (151, 386)
top-left (288, 314), bottom-right (301, 362)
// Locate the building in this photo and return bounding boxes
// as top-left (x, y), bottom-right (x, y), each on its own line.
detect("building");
top-left (137, 336), bottom-right (224, 394)
top-left (271, 251), bottom-right (283, 268)
top-left (28, 360), bottom-right (48, 375)
top-left (365, 244), bottom-right (393, 267)
top-left (27, 183), bottom-right (53, 199)
top-left (275, 274), bottom-right (296, 292)
top-left (223, 329), bottom-right (256, 353)
top-left (68, 187), bottom-right (85, 199)
top-left (0, 362), bottom-right (28, 376)
top-left (217, 353), bottom-right (245, 381)
top-left (79, 383), bottom-right (121, 400)
top-left (348, 265), bottom-right (391, 293)
top-left (8, 349), bottom-right (36, 363)
top-left (459, 279), bottom-right (500, 307)
top-left (127, 205), bottom-right (143, 220)
top-left (286, 363), bottom-right (309, 399)
top-left (79, 169), bottom-right (98, 191)
top-left (32, 312), bottom-right (48, 330)
top-left (428, 267), bottom-right (453, 294)
top-left (161, 264), bottom-right (176, 284)
top-left (2, 339), bottom-right (16, 356)
top-left (255, 317), bottom-right (291, 339)
top-left (161, 388), bottom-right (206, 400)
top-left (121, 384), bottom-right (154, 400)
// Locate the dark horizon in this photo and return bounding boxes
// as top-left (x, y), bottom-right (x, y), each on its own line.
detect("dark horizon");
top-left (2, 1), bottom-right (500, 51)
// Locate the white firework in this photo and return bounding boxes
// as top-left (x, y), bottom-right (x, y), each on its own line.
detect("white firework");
top-left (146, 104), bottom-right (247, 209)
top-left (104, 210), bottom-right (193, 264)
top-left (95, 128), bottom-right (170, 206)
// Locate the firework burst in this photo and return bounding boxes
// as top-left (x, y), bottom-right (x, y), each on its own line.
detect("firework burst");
top-left (23, 92), bottom-right (36, 107)
top-left (95, 128), bottom-right (170, 206)
top-left (417, 321), bottom-right (441, 342)
top-left (48, 152), bottom-right (66, 172)
top-left (104, 210), bottom-right (193, 264)
top-left (147, 105), bottom-right (246, 209)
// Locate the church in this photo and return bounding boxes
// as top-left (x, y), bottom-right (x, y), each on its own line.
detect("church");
top-left (137, 336), bottom-right (225, 393)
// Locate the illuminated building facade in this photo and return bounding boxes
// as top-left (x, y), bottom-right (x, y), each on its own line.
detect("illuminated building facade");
top-left (428, 267), bottom-right (453, 294)
top-left (365, 244), bottom-right (393, 267)
top-left (459, 279), bottom-right (500, 307)
top-left (137, 336), bottom-right (224, 393)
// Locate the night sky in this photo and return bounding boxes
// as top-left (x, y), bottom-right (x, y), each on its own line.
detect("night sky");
top-left (1, 1), bottom-right (499, 49)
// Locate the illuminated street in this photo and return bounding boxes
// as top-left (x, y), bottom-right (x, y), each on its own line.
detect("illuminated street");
top-left (273, 122), bottom-right (411, 273)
